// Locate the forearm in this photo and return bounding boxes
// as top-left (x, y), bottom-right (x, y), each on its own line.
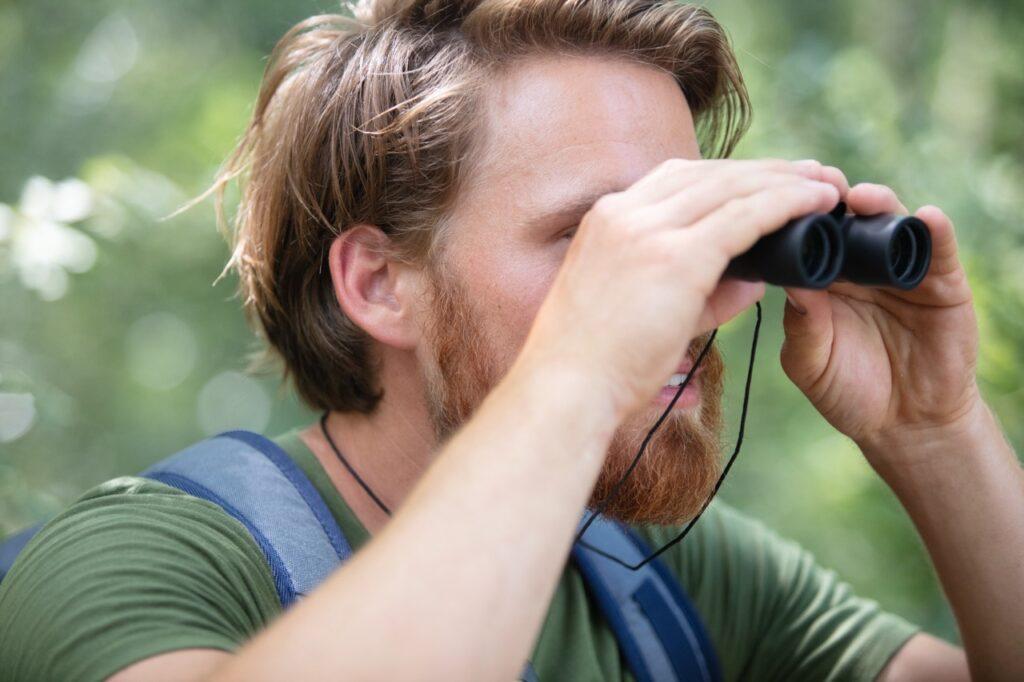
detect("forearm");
top-left (212, 359), bottom-right (618, 682)
top-left (863, 401), bottom-right (1024, 680)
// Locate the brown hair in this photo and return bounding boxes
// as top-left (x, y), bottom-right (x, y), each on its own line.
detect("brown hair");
top-left (211, 0), bottom-right (750, 413)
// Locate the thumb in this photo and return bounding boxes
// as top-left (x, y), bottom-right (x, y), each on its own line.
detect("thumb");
top-left (780, 287), bottom-right (833, 390)
top-left (694, 279), bottom-right (765, 336)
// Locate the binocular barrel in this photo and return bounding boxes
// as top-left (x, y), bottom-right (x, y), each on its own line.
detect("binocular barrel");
top-left (724, 208), bottom-right (932, 290)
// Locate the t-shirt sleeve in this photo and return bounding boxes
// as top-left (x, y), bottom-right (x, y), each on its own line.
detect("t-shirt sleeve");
top-left (0, 476), bottom-right (282, 682)
top-left (640, 502), bottom-right (920, 682)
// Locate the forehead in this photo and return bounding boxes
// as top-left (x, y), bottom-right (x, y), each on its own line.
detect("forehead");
top-left (457, 54), bottom-right (701, 220)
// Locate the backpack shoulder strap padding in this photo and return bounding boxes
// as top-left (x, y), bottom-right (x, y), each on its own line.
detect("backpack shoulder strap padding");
top-left (572, 515), bottom-right (721, 682)
top-left (0, 523), bottom-right (45, 583)
top-left (141, 430), bottom-right (351, 608)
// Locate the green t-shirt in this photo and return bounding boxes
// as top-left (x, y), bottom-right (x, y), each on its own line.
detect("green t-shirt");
top-left (0, 431), bottom-right (917, 681)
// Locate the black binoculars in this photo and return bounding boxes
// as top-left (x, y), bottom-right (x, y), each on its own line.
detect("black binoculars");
top-left (725, 202), bottom-right (931, 290)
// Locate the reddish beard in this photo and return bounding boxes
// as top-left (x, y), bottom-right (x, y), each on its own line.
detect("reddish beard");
top-left (422, 266), bottom-right (726, 527)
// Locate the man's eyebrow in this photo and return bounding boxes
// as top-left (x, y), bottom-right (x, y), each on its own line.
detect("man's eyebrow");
top-left (523, 187), bottom-right (622, 231)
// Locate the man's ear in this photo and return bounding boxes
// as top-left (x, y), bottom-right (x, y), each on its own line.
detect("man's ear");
top-left (328, 225), bottom-right (426, 351)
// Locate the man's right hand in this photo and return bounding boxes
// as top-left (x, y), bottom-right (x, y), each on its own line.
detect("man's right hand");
top-left (518, 158), bottom-right (848, 420)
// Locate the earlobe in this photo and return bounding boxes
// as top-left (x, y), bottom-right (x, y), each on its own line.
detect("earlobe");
top-left (327, 226), bottom-right (422, 351)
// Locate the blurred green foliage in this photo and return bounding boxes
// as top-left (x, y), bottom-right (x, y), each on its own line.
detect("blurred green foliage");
top-left (1, 0), bottom-right (1022, 644)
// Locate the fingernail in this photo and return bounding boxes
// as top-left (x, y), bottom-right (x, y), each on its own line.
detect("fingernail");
top-left (785, 293), bottom-right (807, 315)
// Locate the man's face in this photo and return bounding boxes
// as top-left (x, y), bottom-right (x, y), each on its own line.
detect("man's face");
top-left (418, 54), bottom-right (725, 526)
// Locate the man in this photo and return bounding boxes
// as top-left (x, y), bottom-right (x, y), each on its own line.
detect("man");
top-left (1, 0), bottom-right (1021, 679)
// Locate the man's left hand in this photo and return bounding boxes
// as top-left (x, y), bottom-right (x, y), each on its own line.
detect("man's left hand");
top-left (780, 181), bottom-right (982, 465)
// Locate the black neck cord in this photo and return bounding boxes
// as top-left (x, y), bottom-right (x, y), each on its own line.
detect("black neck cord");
top-left (575, 300), bottom-right (762, 570)
top-left (574, 327), bottom-right (720, 542)
top-left (320, 412), bottom-right (393, 517)
top-left (320, 300), bottom-right (762, 571)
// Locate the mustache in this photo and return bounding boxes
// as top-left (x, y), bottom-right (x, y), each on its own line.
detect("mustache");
top-left (686, 331), bottom-right (716, 361)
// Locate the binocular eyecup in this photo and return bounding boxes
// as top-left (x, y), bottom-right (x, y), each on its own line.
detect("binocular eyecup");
top-left (724, 203), bottom-right (932, 290)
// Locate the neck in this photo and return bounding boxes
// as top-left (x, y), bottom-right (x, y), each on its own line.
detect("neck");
top-left (300, 354), bottom-right (438, 534)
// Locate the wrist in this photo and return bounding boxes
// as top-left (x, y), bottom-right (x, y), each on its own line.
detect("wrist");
top-left (498, 351), bottom-right (621, 452)
top-left (860, 396), bottom-right (1006, 488)
top-left (510, 341), bottom-right (629, 416)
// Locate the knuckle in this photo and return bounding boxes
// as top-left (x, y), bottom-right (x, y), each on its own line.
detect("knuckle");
top-left (661, 157), bottom-right (693, 173)
top-left (713, 162), bottom-right (762, 184)
top-left (616, 207), bottom-right (656, 238)
top-left (765, 156), bottom-right (802, 173)
top-left (823, 164), bottom-right (847, 180)
top-left (781, 184), bottom-right (839, 221)
top-left (794, 160), bottom-right (827, 181)
top-left (688, 173), bottom-right (736, 206)
top-left (649, 157), bottom-right (696, 184)
top-left (590, 192), bottom-right (623, 218)
top-left (588, 195), bottom-right (657, 240)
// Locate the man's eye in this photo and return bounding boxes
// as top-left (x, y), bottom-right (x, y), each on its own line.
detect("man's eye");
top-left (560, 226), bottom-right (578, 240)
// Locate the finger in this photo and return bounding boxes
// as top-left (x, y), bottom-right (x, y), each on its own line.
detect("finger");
top-left (824, 206), bottom-right (963, 310)
top-left (819, 164), bottom-right (851, 198)
top-left (643, 170), bottom-right (841, 228)
top-left (694, 279), bottom-right (766, 335)
top-left (628, 159), bottom-right (787, 203)
top-left (625, 158), bottom-right (848, 207)
top-left (916, 205), bottom-right (959, 266)
top-left (682, 180), bottom-right (842, 262)
top-left (894, 205), bottom-right (971, 306)
top-left (780, 287), bottom-right (834, 390)
top-left (845, 182), bottom-right (908, 216)
top-left (823, 280), bottom-right (878, 304)
top-left (831, 205), bottom-right (966, 309)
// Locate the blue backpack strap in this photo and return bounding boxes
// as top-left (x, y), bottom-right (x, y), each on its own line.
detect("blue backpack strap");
top-left (519, 661), bottom-right (539, 682)
top-left (141, 430), bottom-right (351, 608)
top-left (150, 432), bottom-right (542, 678)
top-left (572, 515), bottom-right (721, 682)
top-left (0, 522), bottom-right (45, 583)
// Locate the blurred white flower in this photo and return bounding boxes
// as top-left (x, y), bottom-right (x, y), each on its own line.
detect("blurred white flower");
top-left (0, 204), bottom-right (14, 242)
top-left (20, 176), bottom-right (93, 223)
top-left (0, 392), bottom-right (35, 443)
top-left (1, 176), bottom-right (97, 301)
top-left (60, 13), bottom-right (139, 113)
top-left (74, 13), bottom-right (138, 85)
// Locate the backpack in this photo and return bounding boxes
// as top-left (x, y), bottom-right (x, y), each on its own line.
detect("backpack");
top-left (0, 430), bottom-right (721, 682)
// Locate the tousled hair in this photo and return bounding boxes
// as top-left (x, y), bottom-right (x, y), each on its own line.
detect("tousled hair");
top-left (210, 0), bottom-right (750, 413)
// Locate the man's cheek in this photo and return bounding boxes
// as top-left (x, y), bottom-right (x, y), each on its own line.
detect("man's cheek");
top-left (492, 286), bottom-right (547, 343)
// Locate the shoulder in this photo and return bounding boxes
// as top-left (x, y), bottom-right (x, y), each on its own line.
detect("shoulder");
top-left (634, 500), bottom-right (851, 633)
top-left (21, 475), bottom-right (277, 574)
top-left (632, 501), bottom-right (918, 681)
top-left (0, 476), bottom-right (281, 682)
